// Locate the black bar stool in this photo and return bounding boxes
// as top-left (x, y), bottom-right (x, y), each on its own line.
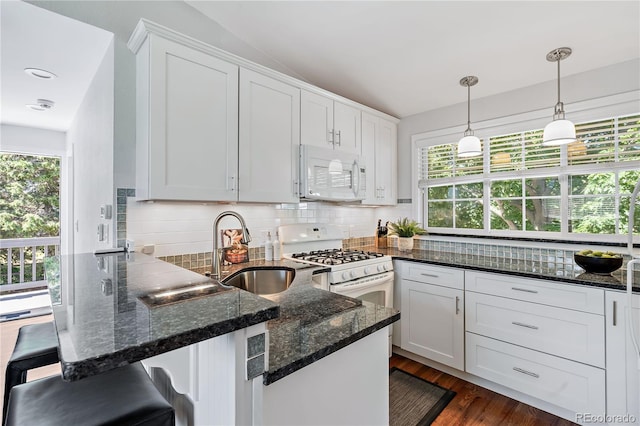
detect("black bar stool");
top-left (4, 362), bottom-right (175, 426)
top-left (3, 322), bottom-right (59, 421)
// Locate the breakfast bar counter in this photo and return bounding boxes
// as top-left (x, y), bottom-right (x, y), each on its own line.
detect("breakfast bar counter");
top-left (44, 251), bottom-right (399, 425)
top-left (44, 252), bottom-right (280, 381)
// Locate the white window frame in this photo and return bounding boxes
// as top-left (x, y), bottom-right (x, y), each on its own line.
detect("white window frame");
top-left (411, 90), bottom-right (640, 243)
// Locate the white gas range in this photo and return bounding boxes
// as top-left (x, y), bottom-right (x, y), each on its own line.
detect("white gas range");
top-left (279, 223), bottom-right (394, 311)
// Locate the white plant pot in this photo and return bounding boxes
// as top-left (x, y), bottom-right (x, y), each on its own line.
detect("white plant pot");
top-left (397, 237), bottom-right (414, 252)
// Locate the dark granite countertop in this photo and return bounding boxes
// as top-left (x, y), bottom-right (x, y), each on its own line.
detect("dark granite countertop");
top-left (45, 252), bottom-right (279, 381)
top-left (216, 259), bottom-right (399, 384)
top-left (44, 253), bottom-right (399, 385)
top-left (374, 247), bottom-right (640, 293)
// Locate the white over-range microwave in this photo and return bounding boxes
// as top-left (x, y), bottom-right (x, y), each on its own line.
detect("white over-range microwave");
top-left (299, 145), bottom-right (366, 202)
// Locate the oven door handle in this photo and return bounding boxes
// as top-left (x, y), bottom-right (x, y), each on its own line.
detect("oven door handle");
top-left (333, 271), bottom-right (394, 289)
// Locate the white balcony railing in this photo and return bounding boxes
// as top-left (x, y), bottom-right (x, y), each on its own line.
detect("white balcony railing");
top-left (0, 237), bottom-right (60, 292)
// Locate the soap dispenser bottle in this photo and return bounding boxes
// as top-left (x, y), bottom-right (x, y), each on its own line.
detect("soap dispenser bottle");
top-left (273, 231), bottom-right (281, 260)
top-left (264, 231), bottom-right (273, 261)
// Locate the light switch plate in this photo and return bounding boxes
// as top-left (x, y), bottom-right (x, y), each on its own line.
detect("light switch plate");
top-left (100, 204), bottom-right (113, 219)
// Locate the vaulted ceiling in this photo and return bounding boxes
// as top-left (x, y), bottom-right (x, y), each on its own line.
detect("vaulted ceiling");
top-left (187, 1), bottom-right (640, 118)
top-left (0, 1), bottom-right (112, 132)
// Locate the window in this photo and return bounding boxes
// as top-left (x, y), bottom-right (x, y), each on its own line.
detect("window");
top-left (418, 113), bottom-right (640, 240)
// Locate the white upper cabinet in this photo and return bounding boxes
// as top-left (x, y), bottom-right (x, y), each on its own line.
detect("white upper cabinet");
top-left (133, 34), bottom-right (239, 201)
top-left (300, 91), bottom-right (333, 150)
top-left (238, 69), bottom-right (300, 203)
top-left (333, 101), bottom-right (361, 154)
top-left (129, 20), bottom-right (396, 203)
top-left (361, 112), bottom-right (397, 205)
top-left (301, 90), bottom-right (361, 155)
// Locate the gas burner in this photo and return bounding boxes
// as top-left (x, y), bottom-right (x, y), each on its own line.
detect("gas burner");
top-left (288, 249), bottom-right (385, 265)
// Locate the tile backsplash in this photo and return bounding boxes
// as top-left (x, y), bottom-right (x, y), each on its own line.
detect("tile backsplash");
top-left (126, 198), bottom-right (411, 258)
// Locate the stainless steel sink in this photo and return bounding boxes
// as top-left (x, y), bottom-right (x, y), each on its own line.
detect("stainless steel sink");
top-left (220, 267), bottom-right (295, 295)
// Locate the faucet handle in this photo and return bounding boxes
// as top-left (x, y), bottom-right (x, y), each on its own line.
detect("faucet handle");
top-left (241, 228), bottom-right (252, 244)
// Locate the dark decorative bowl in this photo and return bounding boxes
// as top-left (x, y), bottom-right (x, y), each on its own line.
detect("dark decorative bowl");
top-left (574, 253), bottom-right (623, 275)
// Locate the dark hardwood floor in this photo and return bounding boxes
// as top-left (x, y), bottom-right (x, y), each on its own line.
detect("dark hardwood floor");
top-left (390, 354), bottom-right (577, 425)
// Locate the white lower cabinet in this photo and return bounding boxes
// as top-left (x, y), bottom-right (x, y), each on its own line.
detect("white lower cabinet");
top-left (395, 262), bottom-right (632, 422)
top-left (466, 333), bottom-right (606, 415)
top-left (465, 270), bottom-right (606, 416)
top-left (466, 290), bottom-right (605, 367)
top-left (605, 290), bottom-right (640, 422)
top-left (399, 262), bottom-right (464, 370)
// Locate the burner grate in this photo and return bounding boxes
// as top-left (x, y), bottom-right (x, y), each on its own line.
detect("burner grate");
top-left (290, 249), bottom-right (384, 264)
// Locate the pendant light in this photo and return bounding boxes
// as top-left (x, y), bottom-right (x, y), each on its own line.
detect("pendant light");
top-left (458, 76), bottom-right (481, 157)
top-left (542, 47), bottom-right (576, 146)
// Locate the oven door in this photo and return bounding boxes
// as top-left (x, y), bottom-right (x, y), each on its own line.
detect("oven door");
top-left (331, 271), bottom-right (394, 356)
top-left (330, 271), bottom-right (393, 308)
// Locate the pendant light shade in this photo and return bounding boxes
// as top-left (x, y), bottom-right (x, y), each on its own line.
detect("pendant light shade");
top-left (458, 76), bottom-right (481, 158)
top-left (542, 47), bottom-right (576, 146)
top-left (458, 135), bottom-right (482, 158)
top-left (543, 119), bottom-right (576, 146)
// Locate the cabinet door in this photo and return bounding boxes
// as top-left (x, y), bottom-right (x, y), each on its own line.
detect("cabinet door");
top-left (375, 118), bottom-right (397, 205)
top-left (333, 101), bottom-right (361, 155)
top-left (146, 36), bottom-right (238, 201)
top-left (401, 279), bottom-right (464, 370)
top-left (361, 112), bottom-right (377, 205)
top-left (605, 290), bottom-right (640, 420)
top-left (301, 90), bottom-right (334, 149)
top-left (238, 69), bottom-right (300, 202)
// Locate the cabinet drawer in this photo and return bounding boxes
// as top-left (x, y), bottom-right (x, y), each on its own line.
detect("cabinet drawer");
top-left (465, 270), bottom-right (604, 314)
top-left (466, 291), bottom-right (605, 367)
top-left (466, 333), bottom-right (605, 415)
top-left (401, 262), bottom-right (464, 290)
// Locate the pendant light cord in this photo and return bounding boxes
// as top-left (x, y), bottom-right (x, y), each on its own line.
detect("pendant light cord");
top-left (556, 57), bottom-right (561, 105)
top-left (467, 83), bottom-right (472, 132)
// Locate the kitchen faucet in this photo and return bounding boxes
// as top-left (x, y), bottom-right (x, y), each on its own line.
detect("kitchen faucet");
top-left (212, 211), bottom-right (251, 280)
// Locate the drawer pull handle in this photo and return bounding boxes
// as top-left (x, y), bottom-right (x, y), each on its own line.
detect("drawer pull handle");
top-left (512, 321), bottom-right (539, 330)
top-left (613, 301), bottom-right (617, 326)
top-left (511, 287), bottom-right (538, 294)
top-left (513, 367), bottom-right (539, 378)
top-left (420, 273), bottom-right (439, 278)
top-left (455, 296), bottom-right (460, 315)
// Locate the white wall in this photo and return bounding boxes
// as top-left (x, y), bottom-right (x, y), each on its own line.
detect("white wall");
top-left (397, 59), bottom-right (640, 199)
top-left (0, 124), bottom-right (66, 155)
top-left (67, 40), bottom-right (115, 253)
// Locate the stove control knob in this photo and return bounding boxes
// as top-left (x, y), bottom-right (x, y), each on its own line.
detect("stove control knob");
top-left (342, 272), bottom-right (350, 281)
top-left (350, 271), bottom-right (356, 279)
top-left (377, 264), bottom-right (384, 272)
top-left (364, 267), bottom-right (371, 275)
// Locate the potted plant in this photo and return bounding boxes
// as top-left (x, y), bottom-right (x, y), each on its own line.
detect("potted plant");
top-left (388, 217), bottom-right (427, 251)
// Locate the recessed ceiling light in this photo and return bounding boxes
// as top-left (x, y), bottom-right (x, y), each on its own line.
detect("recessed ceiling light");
top-left (24, 68), bottom-right (57, 79)
top-left (25, 99), bottom-right (55, 111)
